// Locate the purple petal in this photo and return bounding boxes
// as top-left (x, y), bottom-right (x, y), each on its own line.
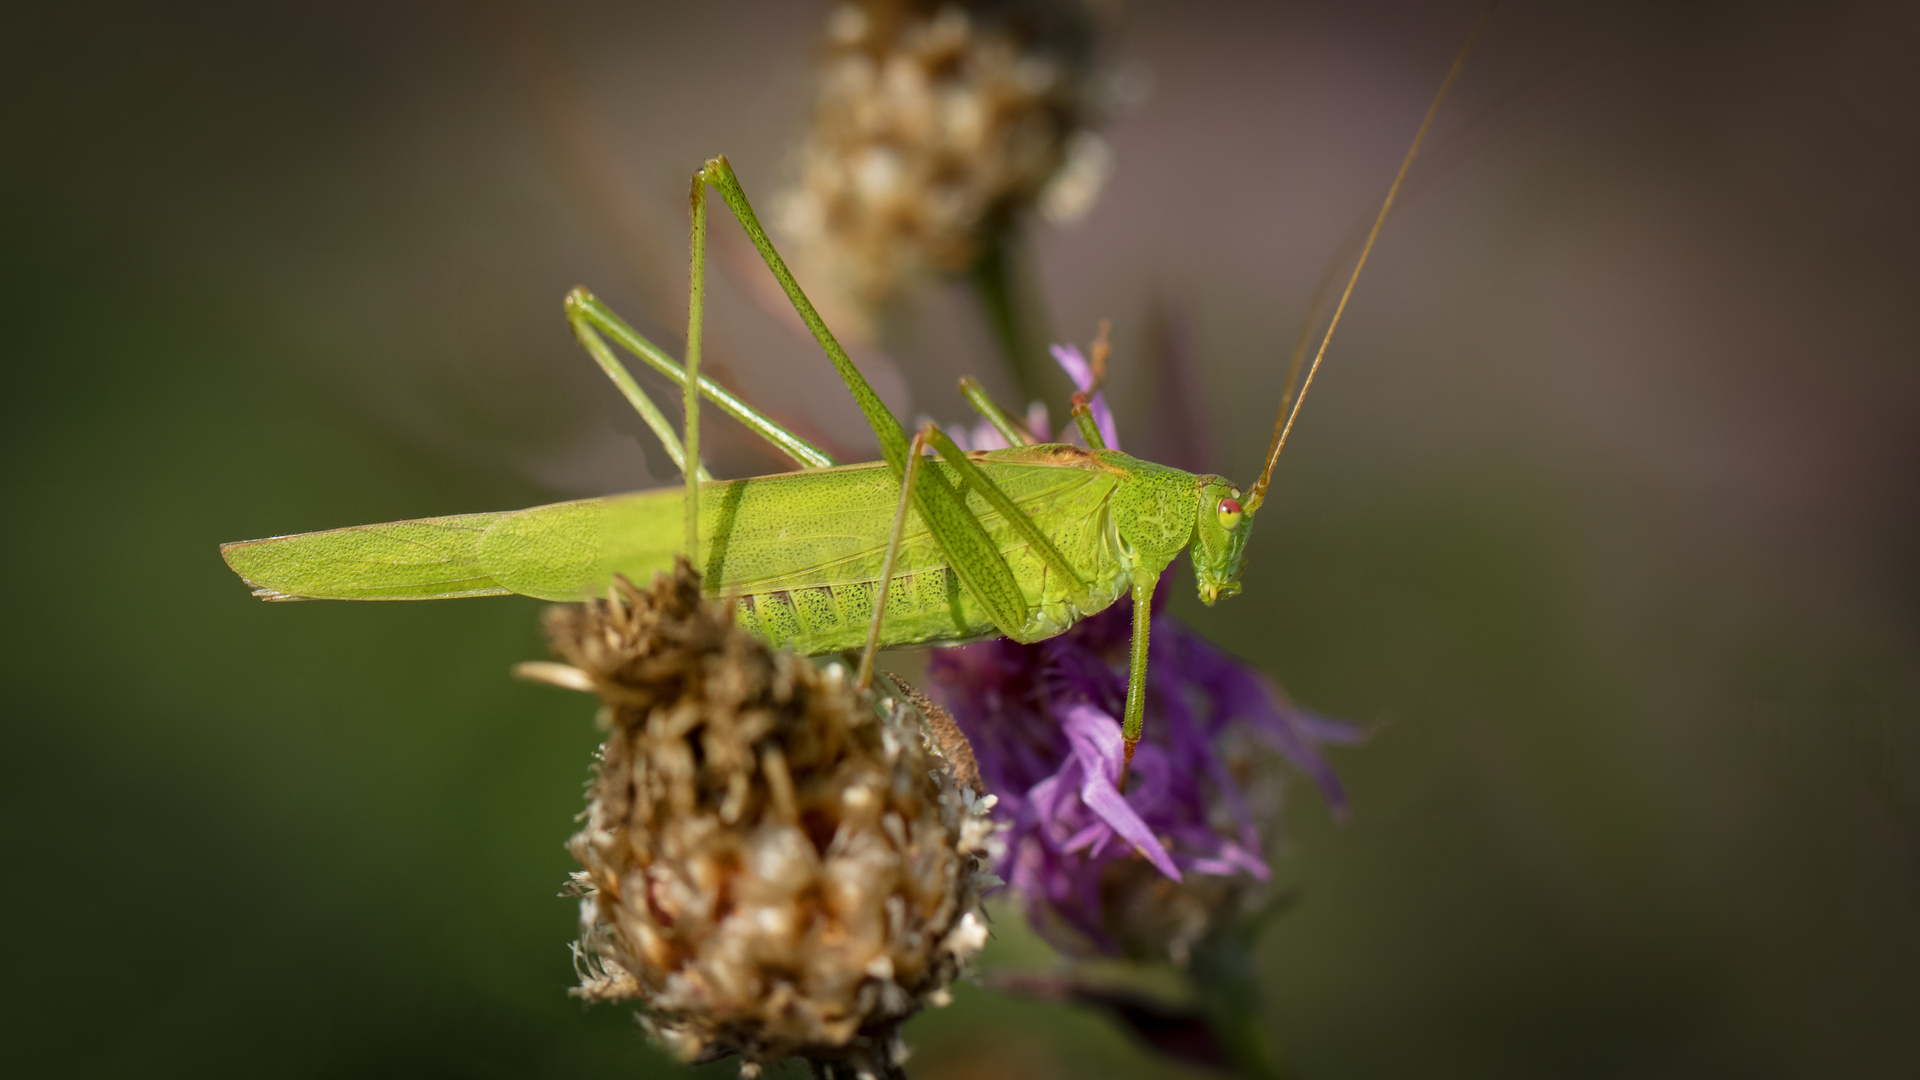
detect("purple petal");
top-left (1051, 343), bottom-right (1095, 391)
top-left (1188, 853), bottom-right (1267, 878)
top-left (1026, 770), bottom-right (1077, 841)
top-left (1061, 704), bottom-right (1182, 881)
top-left (1296, 709), bottom-right (1366, 745)
top-left (1088, 394), bottom-right (1119, 452)
top-left (1169, 624), bottom-right (1356, 815)
top-left (1173, 832), bottom-right (1270, 879)
top-left (1026, 400), bottom-right (1052, 442)
top-left (1063, 821), bottom-right (1110, 853)
top-left (973, 418), bottom-right (1011, 451)
top-left (1238, 688), bottom-right (1351, 817)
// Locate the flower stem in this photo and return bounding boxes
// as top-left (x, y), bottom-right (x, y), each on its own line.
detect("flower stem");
top-left (1189, 932), bottom-right (1293, 1079)
top-left (968, 223), bottom-right (1069, 414)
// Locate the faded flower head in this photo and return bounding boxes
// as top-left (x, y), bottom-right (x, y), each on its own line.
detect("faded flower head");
top-left (781, 0), bottom-right (1116, 314)
top-left (541, 560), bottom-right (997, 1074)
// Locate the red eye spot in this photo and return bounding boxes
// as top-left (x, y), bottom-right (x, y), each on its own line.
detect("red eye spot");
top-left (1216, 497), bottom-right (1245, 531)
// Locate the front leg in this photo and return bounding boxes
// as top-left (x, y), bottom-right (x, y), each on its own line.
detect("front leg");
top-left (1118, 569), bottom-right (1157, 791)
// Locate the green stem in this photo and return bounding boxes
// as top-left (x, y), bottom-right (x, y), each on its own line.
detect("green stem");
top-left (968, 224), bottom-right (1067, 417)
top-left (1188, 933), bottom-right (1291, 1079)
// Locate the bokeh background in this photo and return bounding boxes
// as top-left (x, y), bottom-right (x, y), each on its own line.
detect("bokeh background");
top-left (5, 1), bottom-right (1917, 1077)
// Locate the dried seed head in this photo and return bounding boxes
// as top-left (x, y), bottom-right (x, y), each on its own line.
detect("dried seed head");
top-left (780, 0), bottom-right (1115, 318)
top-left (544, 560), bottom-right (996, 1074)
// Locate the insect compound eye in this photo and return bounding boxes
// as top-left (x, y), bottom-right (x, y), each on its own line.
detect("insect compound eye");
top-left (1216, 497), bottom-right (1244, 531)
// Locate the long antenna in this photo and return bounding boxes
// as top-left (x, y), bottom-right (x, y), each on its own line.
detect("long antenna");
top-left (1243, 3), bottom-right (1494, 515)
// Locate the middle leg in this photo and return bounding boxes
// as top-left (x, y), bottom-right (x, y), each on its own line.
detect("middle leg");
top-left (856, 424), bottom-right (934, 692)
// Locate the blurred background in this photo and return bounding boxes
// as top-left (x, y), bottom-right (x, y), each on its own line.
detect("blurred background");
top-left (4, 0), bottom-right (1917, 1076)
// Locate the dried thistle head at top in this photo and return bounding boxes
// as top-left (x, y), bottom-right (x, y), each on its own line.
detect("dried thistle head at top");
top-left (781, 0), bottom-right (1116, 316)
top-left (545, 560), bottom-right (996, 1075)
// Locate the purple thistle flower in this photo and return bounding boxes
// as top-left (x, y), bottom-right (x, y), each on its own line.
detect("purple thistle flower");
top-left (925, 573), bottom-right (1361, 957)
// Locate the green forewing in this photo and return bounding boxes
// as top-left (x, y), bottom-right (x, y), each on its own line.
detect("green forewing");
top-left (222, 448), bottom-right (1131, 653)
top-left (219, 512), bottom-right (513, 601)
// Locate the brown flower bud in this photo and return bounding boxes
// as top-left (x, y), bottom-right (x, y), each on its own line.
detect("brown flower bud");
top-left (533, 561), bottom-right (997, 1076)
top-left (780, 0), bottom-right (1116, 317)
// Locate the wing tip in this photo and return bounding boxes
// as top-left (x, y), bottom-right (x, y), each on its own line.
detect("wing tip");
top-left (220, 540), bottom-right (297, 601)
top-left (217, 519), bottom-right (516, 602)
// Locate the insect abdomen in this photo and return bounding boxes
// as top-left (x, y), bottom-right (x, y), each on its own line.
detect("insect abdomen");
top-left (733, 566), bottom-right (986, 655)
